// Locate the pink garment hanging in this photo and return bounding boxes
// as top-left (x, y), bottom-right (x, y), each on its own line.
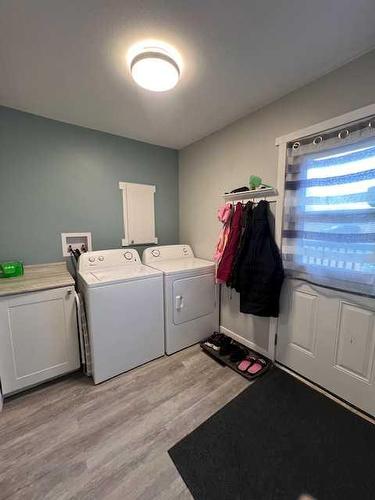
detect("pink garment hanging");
top-left (213, 203), bottom-right (232, 263)
top-left (216, 202), bottom-right (243, 283)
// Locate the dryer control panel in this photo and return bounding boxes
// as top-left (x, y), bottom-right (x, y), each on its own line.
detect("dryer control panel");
top-left (143, 245), bottom-right (194, 264)
top-left (78, 249), bottom-right (140, 272)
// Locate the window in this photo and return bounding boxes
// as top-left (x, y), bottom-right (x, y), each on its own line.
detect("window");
top-left (283, 122), bottom-right (375, 297)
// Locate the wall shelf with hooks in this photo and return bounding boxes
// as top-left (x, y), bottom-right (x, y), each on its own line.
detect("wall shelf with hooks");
top-left (222, 187), bottom-right (278, 202)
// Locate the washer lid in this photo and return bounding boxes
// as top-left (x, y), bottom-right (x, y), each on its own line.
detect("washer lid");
top-left (79, 264), bottom-right (162, 287)
top-left (149, 258), bottom-right (215, 276)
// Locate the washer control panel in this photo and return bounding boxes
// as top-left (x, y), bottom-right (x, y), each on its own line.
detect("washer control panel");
top-left (78, 248), bottom-right (140, 272)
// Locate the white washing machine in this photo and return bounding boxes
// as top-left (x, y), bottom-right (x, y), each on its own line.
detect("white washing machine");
top-left (143, 245), bottom-right (219, 354)
top-left (78, 249), bottom-right (164, 384)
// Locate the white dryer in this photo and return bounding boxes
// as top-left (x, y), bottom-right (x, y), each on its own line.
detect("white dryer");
top-left (143, 245), bottom-right (219, 354)
top-left (78, 249), bottom-right (164, 384)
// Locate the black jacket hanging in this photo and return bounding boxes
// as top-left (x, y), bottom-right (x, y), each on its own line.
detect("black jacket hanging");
top-left (238, 200), bottom-right (284, 317)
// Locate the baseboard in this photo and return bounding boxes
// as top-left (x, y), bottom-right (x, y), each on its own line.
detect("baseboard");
top-left (219, 326), bottom-right (271, 359)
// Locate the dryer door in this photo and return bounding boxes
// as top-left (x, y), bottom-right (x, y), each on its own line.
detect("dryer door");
top-left (173, 273), bottom-right (216, 325)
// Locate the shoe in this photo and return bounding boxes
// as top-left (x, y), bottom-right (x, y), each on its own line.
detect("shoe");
top-left (203, 332), bottom-right (223, 350)
top-left (219, 337), bottom-right (233, 355)
top-left (229, 345), bottom-right (248, 363)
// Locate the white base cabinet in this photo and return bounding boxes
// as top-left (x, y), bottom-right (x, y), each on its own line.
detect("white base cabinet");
top-left (0, 286), bottom-right (80, 396)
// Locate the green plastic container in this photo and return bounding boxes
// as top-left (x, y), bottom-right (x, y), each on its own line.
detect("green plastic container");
top-left (0, 261), bottom-right (24, 278)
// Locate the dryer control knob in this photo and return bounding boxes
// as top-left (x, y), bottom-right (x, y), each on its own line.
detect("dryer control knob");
top-left (124, 251), bottom-right (133, 260)
top-left (98, 256), bottom-right (104, 261)
top-left (89, 257), bottom-right (95, 263)
top-left (151, 249), bottom-right (160, 257)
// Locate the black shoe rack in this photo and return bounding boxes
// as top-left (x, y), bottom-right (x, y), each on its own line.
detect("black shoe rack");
top-left (200, 334), bottom-right (272, 381)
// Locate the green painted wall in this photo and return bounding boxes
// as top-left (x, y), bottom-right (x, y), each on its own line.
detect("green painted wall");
top-left (0, 106), bottom-right (179, 265)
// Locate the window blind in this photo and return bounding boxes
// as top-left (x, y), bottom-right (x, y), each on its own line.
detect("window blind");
top-left (282, 117), bottom-right (375, 297)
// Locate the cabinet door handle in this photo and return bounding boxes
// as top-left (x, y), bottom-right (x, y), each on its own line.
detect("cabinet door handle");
top-left (66, 289), bottom-right (72, 297)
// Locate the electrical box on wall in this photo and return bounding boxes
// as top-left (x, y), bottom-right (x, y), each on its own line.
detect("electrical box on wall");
top-left (119, 182), bottom-right (158, 246)
top-left (61, 233), bottom-right (92, 257)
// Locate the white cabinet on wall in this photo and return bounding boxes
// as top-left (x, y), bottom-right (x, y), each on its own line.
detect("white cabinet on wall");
top-left (119, 182), bottom-right (158, 246)
top-left (0, 286), bottom-right (80, 395)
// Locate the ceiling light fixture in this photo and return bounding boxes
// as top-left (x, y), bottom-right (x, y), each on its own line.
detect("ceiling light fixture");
top-left (129, 43), bottom-right (181, 92)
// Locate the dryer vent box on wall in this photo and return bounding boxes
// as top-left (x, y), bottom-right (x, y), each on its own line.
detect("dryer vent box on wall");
top-left (61, 233), bottom-right (92, 257)
top-left (119, 182), bottom-right (158, 246)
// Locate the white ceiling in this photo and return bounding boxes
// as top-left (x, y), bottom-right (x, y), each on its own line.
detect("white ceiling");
top-left (1, 0), bottom-right (375, 149)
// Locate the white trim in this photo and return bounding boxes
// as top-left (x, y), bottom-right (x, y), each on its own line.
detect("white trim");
top-left (275, 102), bottom-right (375, 145)
top-left (121, 237), bottom-right (158, 247)
top-left (274, 142), bottom-right (287, 248)
top-left (220, 326), bottom-right (271, 359)
top-left (118, 181), bottom-right (156, 193)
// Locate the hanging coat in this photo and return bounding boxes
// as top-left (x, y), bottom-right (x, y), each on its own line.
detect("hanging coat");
top-left (213, 203), bottom-right (232, 263)
top-left (238, 200), bottom-right (284, 317)
top-left (216, 202), bottom-right (243, 283)
top-left (228, 201), bottom-right (253, 290)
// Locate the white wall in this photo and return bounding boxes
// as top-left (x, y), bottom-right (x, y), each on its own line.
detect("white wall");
top-left (179, 49), bottom-right (375, 352)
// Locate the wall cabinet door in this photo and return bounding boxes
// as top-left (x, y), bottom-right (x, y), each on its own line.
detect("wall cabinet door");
top-left (0, 286), bottom-right (80, 395)
top-left (119, 182), bottom-right (157, 246)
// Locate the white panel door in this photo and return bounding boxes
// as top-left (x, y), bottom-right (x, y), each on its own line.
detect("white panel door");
top-left (120, 182), bottom-right (157, 246)
top-left (277, 279), bottom-right (375, 416)
top-left (0, 286), bottom-right (80, 395)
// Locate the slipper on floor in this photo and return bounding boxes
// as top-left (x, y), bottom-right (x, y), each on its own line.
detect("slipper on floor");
top-left (237, 356), bottom-right (256, 372)
top-left (247, 358), bottom-right (268, 377)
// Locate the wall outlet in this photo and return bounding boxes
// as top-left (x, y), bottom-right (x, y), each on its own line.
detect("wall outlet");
top-left (61, 232), bottom-right (92, 257)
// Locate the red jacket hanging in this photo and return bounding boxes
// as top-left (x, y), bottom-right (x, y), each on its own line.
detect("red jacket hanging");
top-left (216, 202), bottom-right (243, 283)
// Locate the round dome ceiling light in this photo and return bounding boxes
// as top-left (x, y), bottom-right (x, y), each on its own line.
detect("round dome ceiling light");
top-left (129, 45), bottom-right (181, 92)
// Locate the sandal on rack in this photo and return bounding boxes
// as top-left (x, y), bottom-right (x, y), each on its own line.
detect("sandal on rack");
top-left (237, 356), bottom-right (256, 372)
top-left (247, 358), bottom-right (268, 377)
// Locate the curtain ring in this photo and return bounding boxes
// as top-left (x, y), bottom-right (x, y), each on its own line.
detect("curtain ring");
top-left (313, 136), bottom-right (323, 145)
top-left (338, 129), bottom-right (349, 139)
top-left (292, 141), bottom-right (300, 150)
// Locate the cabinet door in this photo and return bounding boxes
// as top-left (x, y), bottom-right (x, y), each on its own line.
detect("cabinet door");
top-left (119, 182), bottom-right (157, 246)
top-left (0, 286), bottom-right (80, 395)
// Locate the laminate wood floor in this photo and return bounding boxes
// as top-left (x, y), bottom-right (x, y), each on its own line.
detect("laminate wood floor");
top-left (0, 345), bottom-right (248, 500)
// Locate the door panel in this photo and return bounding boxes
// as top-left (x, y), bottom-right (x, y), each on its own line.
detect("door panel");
top-left (334, 302), bottom-right (375, 381)
top-left (173, 274), bottom-right (215, 325)
top-left (289, 289), bottom-right (318, 356)
top-left (277, 279), bottom-right (375, 416)
top-left (9, 297), bottom-right (67, 377)
top-left (0, 287), bottom-right (80, 395)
